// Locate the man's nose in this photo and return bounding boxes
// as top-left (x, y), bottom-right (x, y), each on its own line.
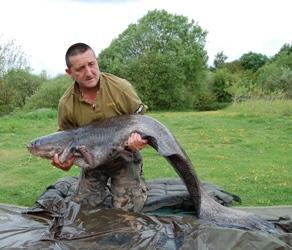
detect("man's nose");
top-left (84, 66), bottom-right (91, 75)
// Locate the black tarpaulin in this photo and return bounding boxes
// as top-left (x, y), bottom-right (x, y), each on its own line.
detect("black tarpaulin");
top-left (0, 177), bottom-right (291, 249)
top-left (0, 202), bottom-right (291, 249)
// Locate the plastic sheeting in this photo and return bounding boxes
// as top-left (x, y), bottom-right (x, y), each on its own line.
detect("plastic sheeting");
top-left (0, 201), bottom-right (291, 249)
top-left (36, 178), bottom-right (241, 214)
top-left (1, 177), bottom-right (291, 249)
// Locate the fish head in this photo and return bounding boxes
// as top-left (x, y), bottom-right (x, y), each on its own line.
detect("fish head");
top-left (27, 130), bottom-right (75, 162)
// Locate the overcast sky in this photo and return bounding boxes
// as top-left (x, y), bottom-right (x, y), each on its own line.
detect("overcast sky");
top-left (1, 0), bottom-right (291, 77)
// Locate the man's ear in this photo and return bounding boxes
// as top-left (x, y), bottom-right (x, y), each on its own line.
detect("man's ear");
top-left (65, 68), bottom-right (73, 78)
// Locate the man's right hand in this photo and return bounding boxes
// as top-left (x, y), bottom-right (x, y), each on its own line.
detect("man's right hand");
top-left (51, 153), bottom-right (75, 171)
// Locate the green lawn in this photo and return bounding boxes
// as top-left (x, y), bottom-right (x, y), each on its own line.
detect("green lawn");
top-left (0, 109), bottom-right (291, 207)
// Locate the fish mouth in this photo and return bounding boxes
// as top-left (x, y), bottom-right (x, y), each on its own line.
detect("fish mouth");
top-left (27, 142), bottom-right (63, 160)
top-left (27, 143), bottom-right (41, 155)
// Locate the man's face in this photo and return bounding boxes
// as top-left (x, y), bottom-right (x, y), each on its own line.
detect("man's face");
top-left (65, 49), bottom-right (100, 89)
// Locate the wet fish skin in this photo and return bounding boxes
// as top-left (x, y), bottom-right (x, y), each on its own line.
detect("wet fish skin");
top-left (27, 114), bottom-right (276, 232)
top-left (28, 114), bottom-right (202, 216)
top-left (199, 186), bottom-right (277, 232)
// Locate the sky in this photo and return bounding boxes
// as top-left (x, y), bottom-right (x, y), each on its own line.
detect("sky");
top-left (1, 0), bottom-right (291, 77)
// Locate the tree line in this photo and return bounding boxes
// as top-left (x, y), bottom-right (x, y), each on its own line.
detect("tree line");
top-left (0, 9), bottom-right (291, 115)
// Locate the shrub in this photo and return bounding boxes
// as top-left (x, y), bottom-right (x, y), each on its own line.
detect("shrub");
top-left (24, 74), bottom-right (72, 111)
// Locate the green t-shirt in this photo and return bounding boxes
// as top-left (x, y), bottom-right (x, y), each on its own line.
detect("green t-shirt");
top-left (58, 72), bottom-right (148, 130)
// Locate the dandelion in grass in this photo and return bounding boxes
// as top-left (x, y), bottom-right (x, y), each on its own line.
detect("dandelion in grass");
top-left (215, 155), bottom-right (225, 162)
top-left (220, 137), bottom-right (230, 143)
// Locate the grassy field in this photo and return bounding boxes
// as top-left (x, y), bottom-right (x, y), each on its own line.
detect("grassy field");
top-left (0, 104), bottom-right (291, 207)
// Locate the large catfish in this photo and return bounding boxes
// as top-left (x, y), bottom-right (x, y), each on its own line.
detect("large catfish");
top-left (27, 114), bottom-right (275, 232)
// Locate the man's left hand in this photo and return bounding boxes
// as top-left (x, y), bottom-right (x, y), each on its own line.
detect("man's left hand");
top-left (127, 132), bottom-right (148, 151)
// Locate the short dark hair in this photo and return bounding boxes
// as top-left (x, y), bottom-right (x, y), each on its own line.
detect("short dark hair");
top-left (65, 43), bottom-right (96, 69)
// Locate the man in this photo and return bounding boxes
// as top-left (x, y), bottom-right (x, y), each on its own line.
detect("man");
top-left (51, 43), bottom-right (148, 212)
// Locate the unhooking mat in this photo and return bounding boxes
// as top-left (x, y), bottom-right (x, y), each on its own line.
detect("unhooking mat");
top-left (0, 178), bottom-right (291, 249)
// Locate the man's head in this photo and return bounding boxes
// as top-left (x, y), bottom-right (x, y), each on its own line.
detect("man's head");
top-left (65, 43), bottom-right (100, 90)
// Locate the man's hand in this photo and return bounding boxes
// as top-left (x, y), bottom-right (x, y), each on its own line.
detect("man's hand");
top-left (127, 132), bottom-right (148, 151)
top-left (51, 153), bottom-right (75, 171)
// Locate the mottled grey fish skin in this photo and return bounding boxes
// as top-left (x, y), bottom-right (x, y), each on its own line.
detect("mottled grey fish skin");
top-left (27, 114), bottom-right (276, 232)
top-left (28, 114), bottom-right (201, 216)
top-left (200, 186), bottom-right (278, 232)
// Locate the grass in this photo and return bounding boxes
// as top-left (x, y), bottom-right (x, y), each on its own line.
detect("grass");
top-left (0, 103), bottom-right (291, 207)
top-left (225, 99), bottom-right (292, 117)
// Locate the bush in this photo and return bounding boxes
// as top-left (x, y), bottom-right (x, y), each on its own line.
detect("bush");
top-left (191, 88), bottom-right (218, 111)
top-left (0, 69), bottom-right (44, 114)
top-left (23, 74), bottom-right (72, 111)
top-left (256, 50), bottom-right (292, 98)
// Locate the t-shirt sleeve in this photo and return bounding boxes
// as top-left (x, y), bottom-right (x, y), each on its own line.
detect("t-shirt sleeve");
top-left (117, 84), bottom-right (148, 115)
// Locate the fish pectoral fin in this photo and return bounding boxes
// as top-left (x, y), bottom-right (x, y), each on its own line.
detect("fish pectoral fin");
top-left (75, 145), bottom-right (94, 167)
top-left (140, 135), bottom-right (158, 151)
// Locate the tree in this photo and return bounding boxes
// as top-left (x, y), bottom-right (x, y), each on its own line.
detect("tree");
top-left (191, 73), bottom-right (217, 111)
top-left (98, 9), bottom-right (209, 110)
top-left (256, 49), bottom-right (292, 98)
top-left (212, 68), bottom-right (233, 103)
top-left (0, 34), bottom-right (34, 113)
top-left (275, 43), bottom-right (292, 58)
top-left (224, 71), bottom-right (254, 103)
top-left (222, 60), bottom-right (244, 73)
top-left (239, 51), bottom-right (268, 73)
top-left (213, 51), bottom-right (228, 69)
top-left (0, 69), bottom-right (45, 113)
top-left (0, 34), bottom-right (30, 77)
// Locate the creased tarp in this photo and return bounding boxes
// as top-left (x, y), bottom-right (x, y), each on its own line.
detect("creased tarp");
top-left (35, 177), bottom-right (242, 213)
top-left (235, 206), bottom-right (292, 233)
top-left (0, 178), bottom-right (291, 249)
top-left (0, 202), bottom-right (292, 250)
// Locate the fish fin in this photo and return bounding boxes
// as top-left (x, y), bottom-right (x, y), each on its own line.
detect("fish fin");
top-left (75, 145), bottom-right (94, 167)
